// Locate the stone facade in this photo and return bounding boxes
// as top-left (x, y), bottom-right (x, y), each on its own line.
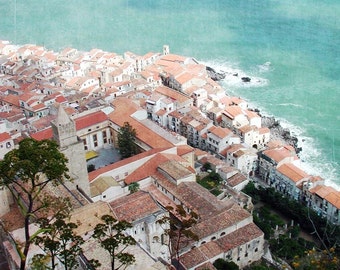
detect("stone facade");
top-left (51, 105), bottom-right (90, 196)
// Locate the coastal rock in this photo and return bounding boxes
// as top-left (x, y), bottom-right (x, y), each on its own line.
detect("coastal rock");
top-left (241, 76), bottom-right (251, 82)
top-left (262, 115), bottom-right (301, 154)
top-left (206, 66), bottom-right (226, 81)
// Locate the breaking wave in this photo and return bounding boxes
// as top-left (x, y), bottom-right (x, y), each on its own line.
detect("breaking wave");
top-left (203, 59), bottom-right (340, 190)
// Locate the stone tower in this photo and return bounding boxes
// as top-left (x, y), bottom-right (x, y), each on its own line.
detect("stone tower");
top-left (51, 106), bottom-right (90, 196)
top-left (163, 45), bottom-right (170, 55)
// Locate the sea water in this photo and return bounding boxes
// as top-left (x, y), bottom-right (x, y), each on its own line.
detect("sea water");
top-left (1, 0), bottom-right (339, 188)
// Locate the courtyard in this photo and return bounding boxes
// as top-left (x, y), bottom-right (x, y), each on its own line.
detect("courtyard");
top-left (86, 147), bottom-right (121, 170)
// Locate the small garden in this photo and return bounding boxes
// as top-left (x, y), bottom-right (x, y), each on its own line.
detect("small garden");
top-left (242, 181), bottom-right (340, 269)
top-left (197, 163), bottom-right (223, 196)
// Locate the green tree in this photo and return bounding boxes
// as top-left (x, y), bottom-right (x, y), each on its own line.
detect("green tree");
top-left (202, 162), bottom-right (212, 172)
top-left (213, 258), bottom-right (239, 270)
top-left (128, 182), bottom-right (140, 194)
top-left (0, 138), bottom-right (69, 270)
top-left (92, 215), bottom-right (136, 270)
top-left (29, 254), bottom-right (51, 270)
top-left (32, 204), bottom-right (84, 270)
top-left (87, 164), bottom-right (96, 173)
top-left (157, 205), bottom-right (199, 268)
top-left (117, 122), bottom-right (138, 159)
top-left (292, 248), bottom-right (340, 270)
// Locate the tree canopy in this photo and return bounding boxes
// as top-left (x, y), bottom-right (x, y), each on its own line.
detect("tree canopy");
top-left (117, 122), bottom-right (138, 159)
top-left (32, 204), bottom-right (84, 270)
top-left (157, 205), bottom-right (199, 267)
top-left (0, 138), bottom-right (69, 270)
top-left (93, 214), bottom-right (136, 270)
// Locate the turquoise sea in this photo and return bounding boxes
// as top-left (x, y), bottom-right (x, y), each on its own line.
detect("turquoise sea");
top-left (1, 0), bottom-right (339, 188)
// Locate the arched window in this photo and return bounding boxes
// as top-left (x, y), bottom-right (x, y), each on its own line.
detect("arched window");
top-left (153, 236), bottom-right (160, 243)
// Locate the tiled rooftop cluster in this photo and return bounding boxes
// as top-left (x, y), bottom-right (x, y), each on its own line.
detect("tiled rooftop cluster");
top-left (0, 40), bottom-right (339, 269)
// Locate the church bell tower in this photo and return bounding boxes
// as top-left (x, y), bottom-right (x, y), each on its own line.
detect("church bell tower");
top-left (51, 105), bottom-right (90, 196)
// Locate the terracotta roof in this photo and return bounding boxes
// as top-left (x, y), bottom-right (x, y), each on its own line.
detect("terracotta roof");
top-left (30, 127), bottom-right (53, 141)
top-left (239, 125), bottom-right (255, 133)
top-left (31, 103), bottom-right (46, 112)
top-left (74, 110), bottom-right (108, 130)
top-left (175, 182), bottom-right (234, 219)
top-left (0, 132), bottom-right (11, 142)
top-left (259, 127), bottom-right (270, 134)
top-left (245, 109), bottom-right (260, 119)
top-left (55, 95), bottom-right (67, 103)
top-left (227, 173), bottom-right (247, 188)
top-left (155, 109), bottom-right (167, 116)
top-left (176, 144), bottom-right (194, 157)
top-left (158, 160), bottom-right (193, 182)
top-left (277, 163), bottom-right (309, 183)
top-left (155, 86), bottom-right (191, 104)
top-left (175, 72), bottom-right (195, 84)
top-left (208, 125), bottom-right (232, 139)
top-left (198, 155), bottom-right (226, 167)
top-left (262, 146), bottom-right (296, 163)
top-left (88, 148), bottom-right (167, 182)
top-left (180, 241), bottom-right (222, 269)
top-left (325, 191), bottom-right (340, 209)
top-left (310, 185), bottom-right (338, 199)
top-left (191, 204), bottom-right (251, 239)
top-left (223, 105), bottom-right (243, 119)
top-left (109, 97), bottom-right (174, 149)
top-left (0, 203), bottom-right (25, 231)
top-left (110, 190), bottom-right (164, 223)
top-left (1, 94), bottom-right (20, 107)
top-left (124, 153), bottom-right (181, 185)
top-left (31, 115), bottom-right (56, 130)
top-left (180, 223), bottom-right (263, 269)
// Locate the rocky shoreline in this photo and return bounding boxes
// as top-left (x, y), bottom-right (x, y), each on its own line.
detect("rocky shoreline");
top-left (261, 114), bottom-right (301, 154)
top-left (207, 66), bottom-right (301, 155)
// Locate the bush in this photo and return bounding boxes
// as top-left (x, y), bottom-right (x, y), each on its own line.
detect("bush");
top-left (213, 258), bottom-right (239, 270)
top-left (87, 164), bottom-right (95, 172)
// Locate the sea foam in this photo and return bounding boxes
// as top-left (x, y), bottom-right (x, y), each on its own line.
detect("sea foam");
top-left (205, 60), bottom-right (340, 191)
top-left (200, 60), bottom-right (269, 88)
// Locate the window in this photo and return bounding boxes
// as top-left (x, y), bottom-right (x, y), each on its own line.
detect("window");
top-left (161, 234), bottom-right (165, 245)
top-left (153, 236), bottom-right (160, 243)
top-left (103, 130), bottom-right (107, 143)
top-left (93, 134), bottom-right (98, 147)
